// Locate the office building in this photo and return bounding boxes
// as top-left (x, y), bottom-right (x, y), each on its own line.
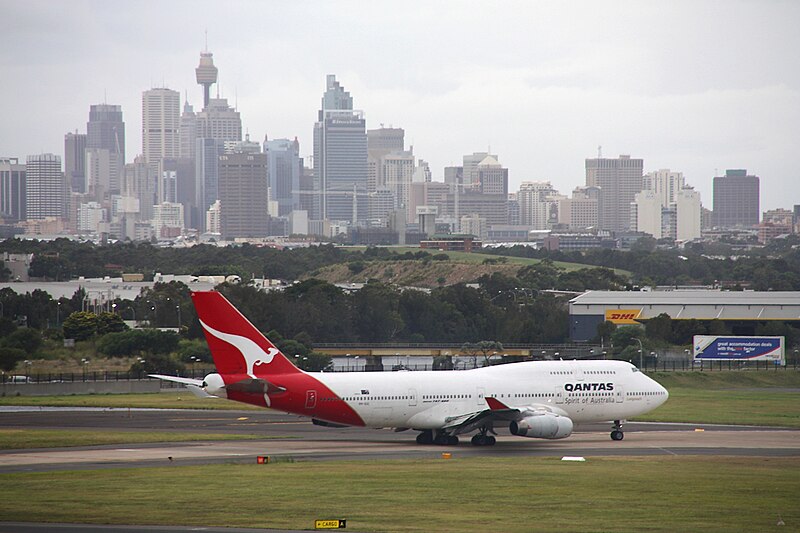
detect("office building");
top-left (64, 132), bottom-right (87, 193)
top-left (25, 154), bottom-right (65, 220)
top-left (179, 100), bottom-right (197, 160)
top-left (312, 75), bottom-right (368, 224)
top-left (712, 169), bottom-right (760, 228)
top-left (142, 88), bottom-right (181, 168)
top-left (585, 154), bottom-right (644, 233)
top-left (558, 186), bottom-right (600, 230)
top-left (152, 202), bottom-right (185, 238)
top-left (196, 97), bottom-right (241, 142)
top-left (0, 157), bottom-right (26, 221)
top-left (367, 127), bottom-right (404, 191)
top-left (194, 138), bottom-right (225, 231)
top-left (218, 152), bottom-right (269, 238)
top-left (87, 104), bottom-right (125, 166)
top-left (476, 156), bottom-right (508, 195)
top-left (78, 202), bottom-right (106, 233)
top-left (264, 137), bottom-right (301, 217)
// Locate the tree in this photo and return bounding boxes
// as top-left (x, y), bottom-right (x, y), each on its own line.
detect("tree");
top-left (0, 347), bottom-right (26, 371)
top-left (97, 312), bottom-right (128, 335)
top-left (62, 311), bottom-right (98, 341)
top-left (1, 328), bottom-right (42, 354)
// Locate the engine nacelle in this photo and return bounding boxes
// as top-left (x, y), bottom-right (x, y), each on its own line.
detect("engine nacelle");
top-left (202, 373), bottom-right (228, 398)
top-left (509, 414), bottom-right (573, 439)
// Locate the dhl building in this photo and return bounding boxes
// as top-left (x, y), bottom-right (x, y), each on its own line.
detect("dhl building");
top-left (568, 290), bottom-right (800, 342)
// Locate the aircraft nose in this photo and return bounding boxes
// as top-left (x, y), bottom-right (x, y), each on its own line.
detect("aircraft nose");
top-left (659, 383), bottom-right (669, 404)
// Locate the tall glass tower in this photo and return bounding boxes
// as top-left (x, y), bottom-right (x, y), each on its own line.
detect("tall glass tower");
top-left (312, 75), bottom-right (368, 224)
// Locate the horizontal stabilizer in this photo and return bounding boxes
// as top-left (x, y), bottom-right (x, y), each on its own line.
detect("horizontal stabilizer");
top-left (149, 374), bottom-right (204, 387)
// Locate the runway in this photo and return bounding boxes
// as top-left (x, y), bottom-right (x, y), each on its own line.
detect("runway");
top-left (1, 407), bottom-right (799, 474)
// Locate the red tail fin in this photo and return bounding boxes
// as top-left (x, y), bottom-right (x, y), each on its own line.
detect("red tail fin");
top-left (191, 291), bottom-right (300, 376)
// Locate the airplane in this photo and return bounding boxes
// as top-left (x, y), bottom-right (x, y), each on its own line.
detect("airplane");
top-left (152, 291), bottom-right (669, 446)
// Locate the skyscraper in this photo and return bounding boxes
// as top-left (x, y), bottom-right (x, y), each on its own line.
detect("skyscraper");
top-left (195, 138), bottom-right (225, 231)
top-left (196, 98), bottom-right (241, 141)
top-left (264, 137), bottom-right (301, 217)
top-left (142, 88), bottom-right (181, 167)
top-left (64, 132), bottom-right (87, 194)
top-left (585, 154), bottom-right (644, 233)
top-left (179, 99), bottom-right (197, 160)
top-left (367, 127), bottom-right (404, 191)
top-left (218, 152), bottom-right (269, 239)
top-left (87, 104), bottom-right (125, 165)
top-left (312, 75), bottom-right (368, 224)
top-left (0, 157), bottom-right (26, 221)
top-left (712, 169), bottom-right (760, 228)
top-left (25, 154), bottom-right (65, 220)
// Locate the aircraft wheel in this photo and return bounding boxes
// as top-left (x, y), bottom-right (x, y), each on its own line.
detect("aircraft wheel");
top-left (486, 436), bottom-right (496, 446)
top-left (447, 435), bottom-right (459, 446)
top-left (471, 434), bottom-right (486, 446)
top-left (416, 430), bottom-right (433, 444)
top-left (610, 430), bottom-right (624, 441)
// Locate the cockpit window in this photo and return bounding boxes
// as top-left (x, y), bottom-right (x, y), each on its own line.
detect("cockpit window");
top-left (631, 367), bottom-right (640, 373)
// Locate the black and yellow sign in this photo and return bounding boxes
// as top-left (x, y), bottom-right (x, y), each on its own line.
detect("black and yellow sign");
top-left (315, 519), bottom-right (346, 529)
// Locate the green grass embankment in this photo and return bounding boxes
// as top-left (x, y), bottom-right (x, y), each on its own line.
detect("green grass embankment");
top-left (638, 370), bottom-right (800, 427)
top-left (0, 457), bottom-right (797, 532)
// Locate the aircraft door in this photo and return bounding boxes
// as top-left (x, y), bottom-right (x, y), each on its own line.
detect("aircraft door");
top-left (615, 384), bottom-right (624, 403)
top-left (408, 388), bottom-right (417, 406)
top-left (555, 386), bottom-right (564, 404)
top-left (477, 387), bottom-right (486, 406)
top-left (305, 390), bottom-right (317, 410)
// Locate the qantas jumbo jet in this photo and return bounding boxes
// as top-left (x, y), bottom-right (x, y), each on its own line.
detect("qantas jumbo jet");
top-left (153, 291), bottom-right (668, 446)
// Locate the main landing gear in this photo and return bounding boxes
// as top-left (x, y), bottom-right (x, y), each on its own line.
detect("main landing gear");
top-left (416, 429), bottom-right (459, 445)
top-left (610, 420), bottom-right (624, 441)
top-left (470, 427), bottom-right (496, 446)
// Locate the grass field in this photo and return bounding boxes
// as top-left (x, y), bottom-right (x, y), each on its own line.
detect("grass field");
top-left (346, 245), bottom-right (630, 275)
top-left (0, 429), bottom-right (277, 449)
top-left (0, 392), bottom-right (262, 410)
top-left (0, 456), bottom-right (797, 532)
top-left (637, 371), bottom-right (800, 427)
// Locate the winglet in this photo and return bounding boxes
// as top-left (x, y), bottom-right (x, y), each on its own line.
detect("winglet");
top-left (485, 397), bottom-right (510, 410)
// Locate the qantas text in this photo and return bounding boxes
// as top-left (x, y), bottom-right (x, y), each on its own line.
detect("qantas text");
top-left (564, 382), bottom-right (614, 392)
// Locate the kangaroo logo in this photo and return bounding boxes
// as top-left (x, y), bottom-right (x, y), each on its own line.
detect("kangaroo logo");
top-left (199, 319), bottom-right (279, 378)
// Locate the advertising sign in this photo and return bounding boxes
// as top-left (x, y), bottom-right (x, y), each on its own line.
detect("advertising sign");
top-left (693, 336), bottom-right (784, 364)
top-left (605, 309), bottom-right (642, 325)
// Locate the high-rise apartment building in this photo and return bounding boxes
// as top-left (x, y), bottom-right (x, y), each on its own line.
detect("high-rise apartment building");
top-left (518, 181), bottom-right (559, 230)
top-left (382, 150), bottom-right (415, 219)
top-left (712, 169), bottom-right (760, 228)
top-left (142, 88), bottom-right (181, 167)
top-left (558, 186), bottom-right (600, 230)
top-left (643, 169), bottom-right (686, 207)
top-left (87, 104), bottom-right (125, 165)
top-left (218, 152), bottom-right (269, 239)
top-left (25, 154), bottom-right (65, 220)
top-left (585, 154), bottom-right (644, 233)
top-left (312, 75), bottom-right (368, 224)
top-left (367, 127), bottom-right (404, 191)
top-left (264, 138), bottom-right (301, 217)
top-left (0, 157), bottom-right (26, 221)
top-left (64, 132), bottom-right (87, 194)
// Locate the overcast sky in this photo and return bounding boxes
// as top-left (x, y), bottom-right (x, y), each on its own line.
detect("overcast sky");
top-left (2, 0), bottom-right (799, 210)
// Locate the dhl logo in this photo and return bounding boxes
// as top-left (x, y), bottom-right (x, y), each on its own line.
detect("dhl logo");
top-left (605, 309), bottom-right (641, 324)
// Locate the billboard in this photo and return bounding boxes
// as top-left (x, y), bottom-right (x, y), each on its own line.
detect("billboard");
top-left (693, 336), bottom-right (785, 364)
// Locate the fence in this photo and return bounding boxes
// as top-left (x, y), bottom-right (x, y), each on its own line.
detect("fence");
top-left (4, 357), bottom-right (798, 384)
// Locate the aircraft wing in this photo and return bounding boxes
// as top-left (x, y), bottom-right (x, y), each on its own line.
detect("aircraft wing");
top-left (441, 397), bottom-right (561, 436)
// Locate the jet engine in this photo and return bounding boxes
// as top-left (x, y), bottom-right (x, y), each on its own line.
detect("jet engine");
top-left (509, 413), bottom-right (573, 439)
top-left (201, 373), bottom-right (228, 397)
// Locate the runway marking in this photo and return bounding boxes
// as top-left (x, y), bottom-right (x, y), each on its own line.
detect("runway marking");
top-left (654, 447), bottom-right (678, 456)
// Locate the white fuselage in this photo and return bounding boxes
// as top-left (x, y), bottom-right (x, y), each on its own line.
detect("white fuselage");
top-left (309, 359), bottom-right (668, 429)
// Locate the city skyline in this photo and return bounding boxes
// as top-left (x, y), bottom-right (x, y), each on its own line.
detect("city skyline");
top-left (2, 1), bottom-right (799, 211)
